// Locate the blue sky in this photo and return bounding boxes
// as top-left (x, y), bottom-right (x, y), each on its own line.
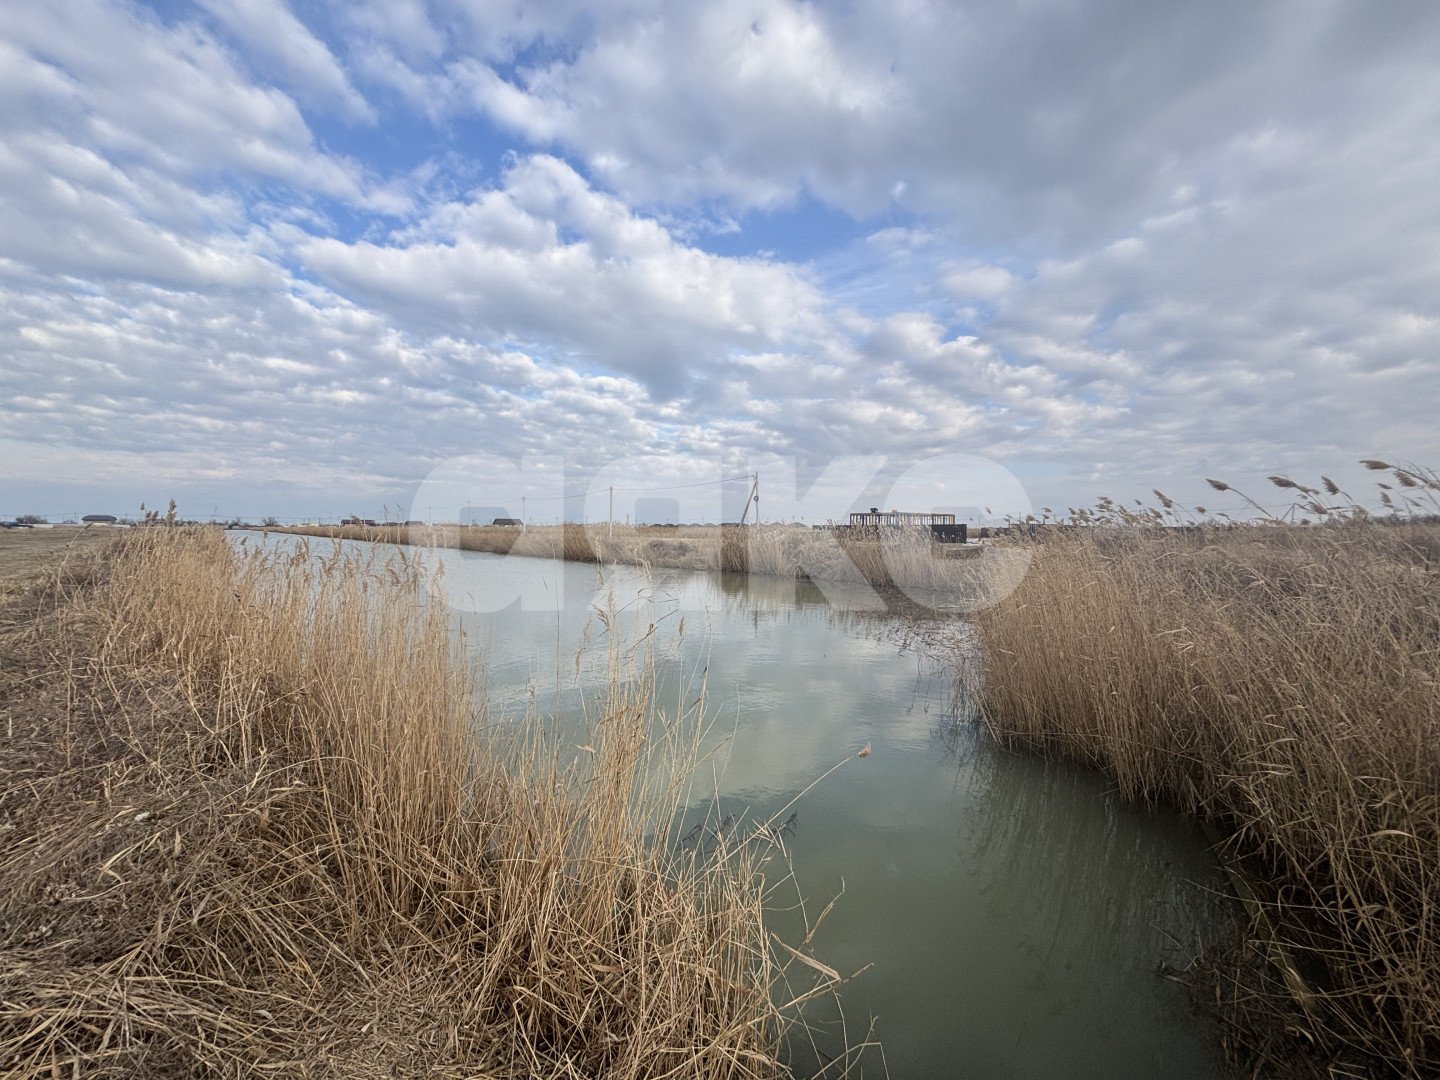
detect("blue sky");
top-left (3, 0), bottom-right (1439, 522)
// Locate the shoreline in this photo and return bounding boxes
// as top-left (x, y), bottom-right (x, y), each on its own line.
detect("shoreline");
top-left (0, 528), bottom-right (804, 1077)
top-left (250, 521), bottom-right (1010, 614)
top-left (970, 521), bottom-right (1440, 1078)
top-left (258, 517), bottom-right (1440, 1076)
top-left (5, 517), bottom-right (1434, 1077)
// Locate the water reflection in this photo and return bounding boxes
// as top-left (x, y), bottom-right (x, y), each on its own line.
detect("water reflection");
top-left (241, 535), bottom-right (1225, 1079)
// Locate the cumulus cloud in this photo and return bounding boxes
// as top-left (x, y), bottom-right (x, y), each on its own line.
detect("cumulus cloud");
top-left (3, 0), bottom-right (395, 210)
top-left (197, 0), bottom-right (375, 123)
top-left (3, 0), bottom-right (1439, 520)
top-left (291, 154), bottom-right (832, 396)
top-left (0, 272), bottom-right (667, 498)
top-left (408, 0), bottom-right (1440, 230)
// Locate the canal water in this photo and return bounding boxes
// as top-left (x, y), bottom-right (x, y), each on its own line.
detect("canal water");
top-left (428, 544), bottom-right (1227, 1079)
top-left (252, 534), bottom-right (1228, 1078)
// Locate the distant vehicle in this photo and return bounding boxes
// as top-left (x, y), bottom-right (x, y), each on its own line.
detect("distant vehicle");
top-left (492, 517), bottom-right (523, 526)
top-left (0, 521), bottom-right (19, 529)
top-left (403, 520), bottom-right (425, 526)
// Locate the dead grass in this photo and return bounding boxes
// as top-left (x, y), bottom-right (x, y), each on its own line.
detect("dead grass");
top-left (264, 522), bottom-right (999, 605)
top-left (0, 527), bottom-right (117, 608)
top-left (970, 502), bottom-right (1440, 1077)
top-left (0, 527), bottom-right (839, 1077)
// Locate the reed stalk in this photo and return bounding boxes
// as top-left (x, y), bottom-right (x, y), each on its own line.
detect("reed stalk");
top-left (0, 527), bottom-right (828, 1077)
top-left (970, 510), bottom-right (1440, 1077)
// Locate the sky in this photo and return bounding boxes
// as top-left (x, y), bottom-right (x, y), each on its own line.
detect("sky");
top-left (3, 0), bottom-right (1439, 523)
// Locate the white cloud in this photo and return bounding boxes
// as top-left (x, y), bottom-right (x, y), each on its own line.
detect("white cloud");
top-left (462, 0), bottom-right (904, 212)
top-left (0, 130), bottom-right (278, 289)
top-left (292, 155), bottom-right (832, 395)
top-left (4, 0), bottom-right (1440, 520)
top-left (943, 263), bottom-right (1017, 302)
top-left (4, 0), bottom-right (395, 209)
top-left (198, 0), bottom-right (375, 122)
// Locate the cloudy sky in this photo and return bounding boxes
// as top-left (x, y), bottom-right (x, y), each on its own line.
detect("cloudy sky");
top-left (3, 0), bottom-right (1438, 522)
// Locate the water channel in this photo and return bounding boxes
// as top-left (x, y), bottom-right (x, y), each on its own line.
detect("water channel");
top-left (256, 534), bottom-right (1229, 1078)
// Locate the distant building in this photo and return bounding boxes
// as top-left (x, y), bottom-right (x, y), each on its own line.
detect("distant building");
top-left (491, 517), bottom-right (522, 527)
top-left (847, 510), bottom-right (956, 527)
top-left (81, 514), bottom-right (118, 524)
top-left (844, 509), bottom-right (966, 544)
top-left (462, 504), bottom-right (512, 526)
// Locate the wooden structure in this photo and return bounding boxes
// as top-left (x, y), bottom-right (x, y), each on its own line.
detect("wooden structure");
top-left (848, 511), bottom-right (956, 528)
top-left (843, 510), bottom-right (967, 545)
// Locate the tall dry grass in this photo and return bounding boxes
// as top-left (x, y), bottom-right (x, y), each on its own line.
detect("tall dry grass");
top-left (0, 527), bottom-right (837, 1077)
top-left (266, 521), bottom-right (993, 601)
top-left (971, 499), bottom-right (1440, 1076)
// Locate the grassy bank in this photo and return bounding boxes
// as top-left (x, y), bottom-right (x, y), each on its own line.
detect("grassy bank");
top-left (0, 527), bottom-right (825, 1077)
top-left (263, 522), bottom-right (993, 598)
top-left (971, 495), bottom-right (1440, 1076)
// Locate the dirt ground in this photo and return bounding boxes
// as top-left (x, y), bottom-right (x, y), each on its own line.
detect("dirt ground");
top-left (0, 527), bottom-right (119, 593)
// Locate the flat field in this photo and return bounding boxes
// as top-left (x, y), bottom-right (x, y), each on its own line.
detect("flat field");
top-left (0, 527), bottom-right (118, 596)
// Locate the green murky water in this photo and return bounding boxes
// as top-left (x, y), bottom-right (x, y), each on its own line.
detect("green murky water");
top-left (252, 534), bottom-right (1228, 1078)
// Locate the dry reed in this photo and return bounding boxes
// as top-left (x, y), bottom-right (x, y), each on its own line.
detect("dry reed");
top-left (970, 487), bottom-right (1440, 1077)
top-left (0, 527), bottom-right (836, 1077)
top-left (265, 522), bottom-right (997, 606)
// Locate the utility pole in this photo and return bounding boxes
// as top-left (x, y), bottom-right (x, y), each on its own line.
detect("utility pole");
top-left (608, 485), bottom-right (614, 538)
top-left (521, 495), bottom-right (526, 533)
top-left (738, 472), bottom-right (759, 526)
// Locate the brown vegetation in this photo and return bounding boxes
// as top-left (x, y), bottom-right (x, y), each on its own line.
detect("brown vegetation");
top-left (0, 527), bottom-right (117, 608)
top-left (970, 475), bottom-right (1440, 1078)
top-left (0, 527), bottom-right (835, 1077)
top-left (264, 521), bottom-right (997, 603)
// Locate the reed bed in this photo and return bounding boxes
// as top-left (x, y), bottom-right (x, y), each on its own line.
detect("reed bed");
top-left (0, 527), bottom-right (832, 1077)
top-left (970, 476), bottom-right (1440, 1078)
top-left (266, 522), bottom-right (997, 603)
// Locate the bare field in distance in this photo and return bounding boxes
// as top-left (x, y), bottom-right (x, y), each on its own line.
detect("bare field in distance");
top-left (0, 526), bottom-right (118, 594)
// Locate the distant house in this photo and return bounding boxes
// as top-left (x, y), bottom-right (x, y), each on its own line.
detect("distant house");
top-left (82, 514), bottom-right (118, 524)
top-left (492, 517), bottom-right (523, 527)
top-left (462, 505), bottom-right (512, 526)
